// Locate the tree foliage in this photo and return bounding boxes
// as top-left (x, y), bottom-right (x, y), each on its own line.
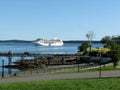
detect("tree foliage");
top-left (78, 42), bottom-right (89, 52)
top-left (101, 36), bottom-right (111, 48)
top-left (110, 41), bottom-right (120, 68)
top-left (101, 36), bottom-right (120, 68)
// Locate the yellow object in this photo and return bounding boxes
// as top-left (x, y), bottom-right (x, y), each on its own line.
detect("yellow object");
top-left (91, 48), bottom-right (110, 52)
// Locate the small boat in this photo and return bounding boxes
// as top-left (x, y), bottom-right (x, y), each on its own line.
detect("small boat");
top-left (33, 37), bottom-right (64, 46)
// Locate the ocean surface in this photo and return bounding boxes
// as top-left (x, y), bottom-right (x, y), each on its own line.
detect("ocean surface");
top-left (0, 41), bottom-right (103, 54)
top-left (0, 41), bottom-right (104, 76)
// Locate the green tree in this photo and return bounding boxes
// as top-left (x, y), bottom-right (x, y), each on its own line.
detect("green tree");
top-left (101, 36), bottom-right (111, 48)
top-left (110, 41), bottom-right (120, 68)
top-left (101, 36), bottom-right (120, 68)
top-left (78, 42), bottom-right (89, 52)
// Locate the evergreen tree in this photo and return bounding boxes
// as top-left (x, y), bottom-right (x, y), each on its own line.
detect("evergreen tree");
top-left (101, 36), bottom-right (120, 68)
top-left (78, 42), bottom-right (89, 52)
top-left (110, 41), bottom-right (120, 68)
top-left (101, 36), bottom-right (111, 48)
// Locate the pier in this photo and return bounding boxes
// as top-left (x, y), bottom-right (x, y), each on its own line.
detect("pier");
top-left (0, 52), bottom-right (79, 69)
top-left (0, 52), bottom-right (112, 78)
top-left (0, 52), bottom-right (79, 77)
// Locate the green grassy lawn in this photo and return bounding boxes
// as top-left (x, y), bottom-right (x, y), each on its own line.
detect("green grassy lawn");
top-left (0, 66), bottom-right (120, 90)
top-left (0, 78), bottom-right (120, 90)
top-left (1, 66), bottom-right (119, 78)
top-left (50, 66), bottom-right (120, 74)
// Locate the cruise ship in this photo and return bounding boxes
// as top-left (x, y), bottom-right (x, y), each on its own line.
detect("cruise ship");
top-left (33, 37), bottom-right (64, 46)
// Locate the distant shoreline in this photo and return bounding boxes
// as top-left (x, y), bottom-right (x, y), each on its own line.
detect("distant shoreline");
top-left (0, 40), bottom-right (101, 43)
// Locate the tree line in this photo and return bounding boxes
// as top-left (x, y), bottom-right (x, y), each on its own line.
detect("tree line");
top-left (78, 35), bottom-right (120, 68)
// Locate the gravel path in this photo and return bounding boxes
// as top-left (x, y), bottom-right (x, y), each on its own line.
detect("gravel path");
top-left (0, 70), bottom-right (120, 83)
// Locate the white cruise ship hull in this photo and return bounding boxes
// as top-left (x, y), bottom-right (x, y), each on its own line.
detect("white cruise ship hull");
top-left (33, 38), bottom-right (64, 46)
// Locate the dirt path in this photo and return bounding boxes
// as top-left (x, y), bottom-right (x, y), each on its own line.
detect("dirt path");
top-left (0, 70), bottom-right (120, 83)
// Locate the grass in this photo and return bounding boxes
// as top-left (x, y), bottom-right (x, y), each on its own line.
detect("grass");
top-left (50, 66), bottom-right (120, 74)
top-left (0, 78), bottom-right (120, 90)
top-left (0, 66), bottom-right (120, 90)
top-left (1, 66), bottom-right (120, 78)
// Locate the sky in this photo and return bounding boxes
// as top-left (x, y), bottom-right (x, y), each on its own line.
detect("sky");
top-left (0, 0), bottom-right (120, 41)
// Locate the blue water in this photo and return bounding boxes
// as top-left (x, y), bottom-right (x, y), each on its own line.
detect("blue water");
top-left (0, 41), bottom-right (103, 54)
top-left (0, 41), bottom-right (103, 76)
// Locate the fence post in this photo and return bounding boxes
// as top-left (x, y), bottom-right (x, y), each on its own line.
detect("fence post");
top-left (99, 52), bottom-right (102, 78)
top-left (2, 60), bottom-right (4, 78)
top-left (62, 57), bottom-right (64, 65)
top-left (8, 56), bottom-right (12, 76)
top-left (77, 57), bottom-right (80, 72)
